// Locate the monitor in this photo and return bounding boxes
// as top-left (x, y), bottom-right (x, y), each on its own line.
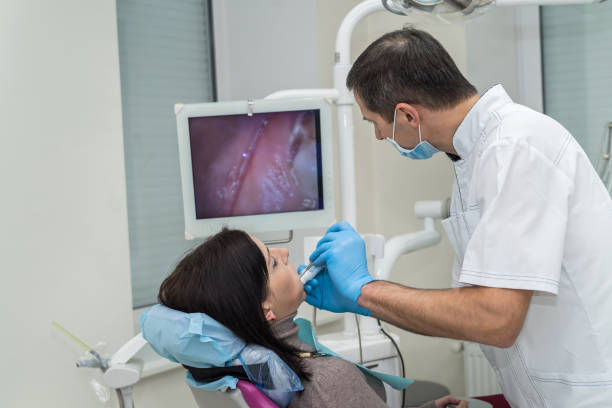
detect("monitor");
top-left (175, 98), bottom-right (335, 239)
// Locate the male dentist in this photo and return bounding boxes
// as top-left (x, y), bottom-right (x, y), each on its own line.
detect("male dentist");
top-left (304, 28), bottom-right (612, 407)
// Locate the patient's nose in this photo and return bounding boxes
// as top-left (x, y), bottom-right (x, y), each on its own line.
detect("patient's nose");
top-left (279, 248), bottom-right (289, 264)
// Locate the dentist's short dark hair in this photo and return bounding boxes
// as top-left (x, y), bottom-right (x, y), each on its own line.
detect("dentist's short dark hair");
top-left (346, 28), bottom-right (477, 122)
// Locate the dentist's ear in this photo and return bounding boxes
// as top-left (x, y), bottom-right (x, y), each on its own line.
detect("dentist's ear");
top-left (396, 103), bottom-right (420, 127)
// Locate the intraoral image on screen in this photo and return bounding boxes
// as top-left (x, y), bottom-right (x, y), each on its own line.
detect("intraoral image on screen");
top-left (188, 110), bottom-right (323, 219)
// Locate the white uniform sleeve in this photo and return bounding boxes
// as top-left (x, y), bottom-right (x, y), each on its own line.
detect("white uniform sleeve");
top-left (459, 140), bottom-right (572, 295)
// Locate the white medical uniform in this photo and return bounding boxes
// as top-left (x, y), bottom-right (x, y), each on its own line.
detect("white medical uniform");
top-left (441, 85), bottom-right (612, 407)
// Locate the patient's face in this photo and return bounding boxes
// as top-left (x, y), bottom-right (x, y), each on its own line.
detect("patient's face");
top-left (251, 235), bottom-right (306, 322)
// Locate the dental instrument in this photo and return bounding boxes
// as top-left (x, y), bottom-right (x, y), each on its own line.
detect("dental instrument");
top-left (299, 262), bottom-right (324, 284)
top-left (51, 320), bottom-right (109, 371)
top-left (52, 320), bottom-right (143, 408)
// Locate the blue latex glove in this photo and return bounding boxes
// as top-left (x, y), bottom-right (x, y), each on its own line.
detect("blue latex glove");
top-left (306, 222), bottom-right (375, 313)
top-left (298, 265), bottom-right (371, 315)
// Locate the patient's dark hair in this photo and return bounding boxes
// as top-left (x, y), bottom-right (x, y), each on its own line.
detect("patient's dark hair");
top-left (159, 228), bottom-right (310, 381)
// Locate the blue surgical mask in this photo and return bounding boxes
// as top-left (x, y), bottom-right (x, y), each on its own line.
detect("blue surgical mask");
top-left (386, 107), bottom-right (439, 160)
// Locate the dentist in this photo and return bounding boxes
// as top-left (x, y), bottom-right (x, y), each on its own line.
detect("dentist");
top-left (305, 28), bottom-right (612, 407)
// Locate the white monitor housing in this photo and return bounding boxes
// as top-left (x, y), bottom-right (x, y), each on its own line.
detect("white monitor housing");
top-left (175, 98), bottom-right (335, 239)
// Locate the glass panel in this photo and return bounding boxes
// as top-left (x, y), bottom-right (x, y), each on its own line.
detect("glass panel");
top-left (541, 1), bottom-right (612, 188)
top-left (117, 0), bottom-right (216, 308)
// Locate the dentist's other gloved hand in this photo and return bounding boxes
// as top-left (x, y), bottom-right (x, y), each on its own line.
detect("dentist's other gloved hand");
top-left (305, 221), bottom-right (375, 314)
top-left (298, 265), bottom-right (371, 316)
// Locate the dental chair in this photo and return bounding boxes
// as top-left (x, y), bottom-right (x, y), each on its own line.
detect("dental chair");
top-left (139, 304), bottom-right (307, 408)
top-left (189, 380), bottom-right (276, 408)
top-left (138, 304), bottom-right (416, 408)
top-left (185, 364), bottom-right (279, 408)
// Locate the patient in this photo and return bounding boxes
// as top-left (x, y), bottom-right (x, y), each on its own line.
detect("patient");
top-left (158, 228), bottom-right (467, 408)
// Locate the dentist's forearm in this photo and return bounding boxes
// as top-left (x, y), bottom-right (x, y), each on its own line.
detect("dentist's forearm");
top-left (357, 280), bottom-right (532, 348)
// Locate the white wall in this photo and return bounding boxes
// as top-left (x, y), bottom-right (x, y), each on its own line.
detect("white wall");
top-left (212, 0), bottom-right (320, 101)
top-left (0, 0), bottom-right (137, 406)
top-left (464, 7), bottom-right (521, 99)
top-left (1, 1), bottom-right (529, 406)
top-left (463, 5), bottom-right (542, 111)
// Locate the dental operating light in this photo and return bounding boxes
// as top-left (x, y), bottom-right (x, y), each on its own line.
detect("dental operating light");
top-left (382, 0), bottom-right (605, 18)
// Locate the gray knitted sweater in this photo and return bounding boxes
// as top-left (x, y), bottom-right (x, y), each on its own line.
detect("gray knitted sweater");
top-left (272, 314), bottom-right (436, 408)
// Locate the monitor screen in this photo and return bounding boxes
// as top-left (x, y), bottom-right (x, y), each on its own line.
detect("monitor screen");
top-left (175, 98), bottom-right (335, 238)
top-left (188, 109), bottom-right (323, 219)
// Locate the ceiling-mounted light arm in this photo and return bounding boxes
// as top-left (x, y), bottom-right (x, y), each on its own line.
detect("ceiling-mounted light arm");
top-left (497, 0), bottom-right (604, 5)
top-left (336, 0), bottom-right (384, 67)
top-left (382, 0), bottom-right (605, 16)
top-left (382, 0), bottom-right (448, 15)
top-left (382, 0), bottom-right (411, 14)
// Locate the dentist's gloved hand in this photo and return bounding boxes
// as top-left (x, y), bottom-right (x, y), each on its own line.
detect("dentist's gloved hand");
top-left (298, 265), bottom-right (371, 316)
top-left (305, 221), bottom-right (375, 314)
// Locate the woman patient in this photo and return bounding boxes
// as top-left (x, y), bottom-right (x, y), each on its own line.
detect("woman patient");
top-left (158, 228), bottom-right (467, 408)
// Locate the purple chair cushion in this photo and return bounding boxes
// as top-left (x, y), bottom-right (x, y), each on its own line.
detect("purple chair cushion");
top-left (236, 379), bottom-right (279, 408)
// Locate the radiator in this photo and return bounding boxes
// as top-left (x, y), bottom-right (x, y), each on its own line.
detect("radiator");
top-left (463, 342), bottom-right (502, 397)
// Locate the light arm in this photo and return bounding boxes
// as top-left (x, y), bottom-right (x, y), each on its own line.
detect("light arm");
top-left (497, 0), bottom-right (603, 5)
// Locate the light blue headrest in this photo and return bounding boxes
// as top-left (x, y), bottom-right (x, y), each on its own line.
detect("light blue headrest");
top-left (141, 304), bottom-right (246, 368)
